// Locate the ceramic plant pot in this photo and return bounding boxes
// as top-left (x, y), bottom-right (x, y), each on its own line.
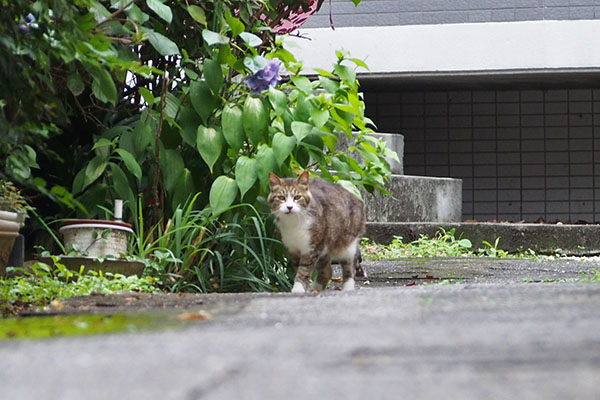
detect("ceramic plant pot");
top-left (0, 210), bottom-right (21, 274)
top-left (59, 219), bottom-right (134, 259)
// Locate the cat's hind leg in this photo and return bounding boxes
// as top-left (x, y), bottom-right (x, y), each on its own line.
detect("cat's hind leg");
top-left (310, 255), bottom-right (332, 292)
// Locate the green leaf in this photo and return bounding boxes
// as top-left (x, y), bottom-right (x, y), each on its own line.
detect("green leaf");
top-left (202, 29), bottom-right (229, 46)
top-left (203, 59), bottom-right (223, 95)
top-left (132, 119), bottom-right (153, 158)
top-left (139, 87), bottom-right (154, 106)
top-left (142, 27), bottom-right (179, 56)
top-left (209, 176), bottom-right (238, 215)
top-left (242, 96), bottom-right (268, 145)
top-left (235, 157), bottom-right (257, 199)
top-left (291, 76), bottom-right (313, 95)
top-left (146, 0), bottom-right (172, 23)
top-left (177, 106), bottom-right (201, 147)
top-left (334, 64), bottom-right (356, 85)
top-left (310, 109), bottom-right (329, 129)
top-left (187, 5), bottom-right (207, 25)
top-left (84, 155), bottom-right (109, 189)
top-left (196, 125), bottom-right (223, 173)
top-left (67, 73), bottom-right (84, 96)
top-left (350, 58), bottom-right (369, 70)
top-left (268, 87), bottom-right (288, 116)
top-left (239, 32), bottom-right (262, 47)
top-left (255, 144), bottom-right (277, 188)
top-left (190, 80), bottom-right (217, 124)
top-left (225, 10), bottom-right (244, 36)
top-left (272, 132), bottom-right (296, 166)
top-left (160, 149), bottom-right (185, 194)
top-left (318, 76), bottom-right (339, 94)
top-left (115, 148), bottom-right (142, 180)
top-left (92, 138), bottom-right (113, 150)
top-left (171, 168), bottom-right (195, 210)
top-left (337, 180), bottom-right (362, 201)
top-left (221, 105), bottom-right (245, 152)
top-left (109, 163), bottom-right (135, 215)
top-left (291, 121), bottom-right (313, 142)
top-left (88, 67), bottom-right (117, 106)
top-left (243, 55), bottom-right (267, 74)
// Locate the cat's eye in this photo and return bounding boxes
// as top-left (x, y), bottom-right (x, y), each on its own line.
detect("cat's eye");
top-left (293, 195), bottom-right (302, 201)
top-left (277, 195), bottom-right (286, 201)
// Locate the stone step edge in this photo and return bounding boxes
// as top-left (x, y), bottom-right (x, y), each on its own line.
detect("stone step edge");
top-left (365, 221), bottom-right (600, 256)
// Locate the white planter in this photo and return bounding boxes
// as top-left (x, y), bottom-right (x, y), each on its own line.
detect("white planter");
top-left (59, 220), bottom-right (133, 259)
top-left (0, 210), bottom-right (20, 274)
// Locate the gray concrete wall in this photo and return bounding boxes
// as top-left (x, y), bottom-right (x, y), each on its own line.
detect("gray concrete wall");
top-left (304, 0), bottom-right (600, 28)
top-left (364, 88), bottom-right (600, 223)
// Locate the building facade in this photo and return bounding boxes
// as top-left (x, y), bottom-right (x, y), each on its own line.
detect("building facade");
top-left (292, 0), bottom-right (600, 223)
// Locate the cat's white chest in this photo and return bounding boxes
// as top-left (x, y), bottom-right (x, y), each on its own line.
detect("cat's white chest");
top-left (276, 214), bottom-right (313, 255)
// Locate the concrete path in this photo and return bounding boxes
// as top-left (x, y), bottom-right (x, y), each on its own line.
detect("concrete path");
top-left (1, 259), bottom-right (600, 400)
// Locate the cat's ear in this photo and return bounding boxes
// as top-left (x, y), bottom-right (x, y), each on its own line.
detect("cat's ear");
top-left (296, 171), bottom-right (309, 188)
top-left (269, 172), bottom-right (284, 188)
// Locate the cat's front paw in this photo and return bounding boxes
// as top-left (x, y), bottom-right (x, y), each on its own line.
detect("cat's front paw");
top-left (291, 281), bottom-right (306, 293)
top-left (342, 278), bottom-right (355, 291)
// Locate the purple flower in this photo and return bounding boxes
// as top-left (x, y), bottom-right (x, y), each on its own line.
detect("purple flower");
top-left (244, 60), bottom-right (282, 93)
top-left (18, 13), bottom-right (37, 33)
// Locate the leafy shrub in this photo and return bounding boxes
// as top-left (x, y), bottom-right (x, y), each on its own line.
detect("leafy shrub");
top-left (131, 195), bottom-right (291, 293)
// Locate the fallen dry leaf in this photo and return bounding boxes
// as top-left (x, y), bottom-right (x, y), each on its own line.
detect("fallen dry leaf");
top-left (176, 311), bottom-right (212, 321)
top-left (50, 300), bottom-right (64, 310)
top-left (331, 277), bottom-right (343, 283)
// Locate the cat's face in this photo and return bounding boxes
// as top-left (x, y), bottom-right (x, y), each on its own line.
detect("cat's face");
top-left (268, 172), bottom-right (312, 216)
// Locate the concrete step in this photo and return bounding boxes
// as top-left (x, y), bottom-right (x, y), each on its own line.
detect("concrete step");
top-left (365, 221), bottom-right (600, 256)
top-left (364, 175), bottom-right (462, 223)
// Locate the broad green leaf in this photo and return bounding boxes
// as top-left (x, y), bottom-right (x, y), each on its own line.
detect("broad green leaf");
top-left (242, 96), bottom-right (268, 145)
top-left (92, 138), bottom-right (113, 150)
top-left (239, 32), bottom-right (262, 47)
top-left (196, 125), bottom-right (223, 172)
top-left (235, 157), bottom-right (257, 199)
top-left (67, 73), bottom-right (84, 96)
top-left (255, 144), bottom-right (277, 188)
top-left (177, 106), bottom-right (201, 147)
top-left (146, 0), bottom-right (172, 23)
top-left (209, 176), bottom-right (238, 215)
top-left (84, 154), bottom-right (109, 189)
top-left (142, 27), bottom-right (179, 56)
top-left (171, 168), bottom-right (195, 210)
top-left (160, 149), bottom-right (185, 194)
top-left (337, 180), bottom-right (362, 201)
top-left (164, 92), bottom-right (180, 119)
top-left (139, 87), bottom-right (154, 106)
top-left (221, 105), bottom-right (245, 152)
top-left (187, 5), bottom-right (206, 25)
top-left (291, 76), bottom-right (312, 95)
top-left (291, 121), bottom-right (313, 142)
top-left (132, 119), bottom-right (153, 158)
top-left (268, 87), bottom-right (287, 116)
top-left (225, 10), bottom-right (244, 36)
top-left (88, 67), bottom-right (117, 105)
top-left (272, 132), bottom-right (296, 166)
top-left (243, 55), bottom-right (267, 74)
top-left (126, 4), bottom-right (149, 24)
top-left (202, 29), bottom-right (229, 46)
top-left (310, 109), bottom-right (329, 129)
top-left (314, 68), bottom-right (336, 78)
top-left (334, 64), bottom-right (356, 85)
top-left (109, 163), bottom-right (135, 217)
top-left (318, 76), bottom-right (339, 94)
top-left (190, 80), bottom-right (217, 123)
top-left (115, 148), bottom-right (142, 180)
top-left (350, 57), bottom-right (369, 70)
top-left (203, 59), bottom-right (223, 95)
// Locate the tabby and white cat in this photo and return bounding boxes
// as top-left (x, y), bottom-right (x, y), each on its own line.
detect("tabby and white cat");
top-left (268, 171), bottom-right (365, 293)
